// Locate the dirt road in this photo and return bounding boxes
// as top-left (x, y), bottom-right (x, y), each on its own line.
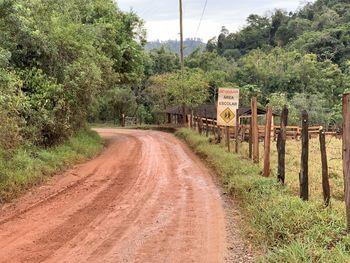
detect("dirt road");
top-left (0, 129), bottom-right (227, 263)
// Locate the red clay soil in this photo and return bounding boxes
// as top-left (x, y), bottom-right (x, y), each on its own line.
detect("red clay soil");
top-left (0, 129), bottom-right (227, 263)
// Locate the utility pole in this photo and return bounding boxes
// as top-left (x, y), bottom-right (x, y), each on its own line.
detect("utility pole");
top-left (179, 0), bottom-right (184, 71)
top-left (179, 0), bottom-right (186, 124)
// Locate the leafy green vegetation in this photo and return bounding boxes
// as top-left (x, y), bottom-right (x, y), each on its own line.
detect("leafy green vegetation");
top-left (0, 129), bottom-right (103, 202)
top-left (176, 128), bottom-right (350, 262)
top-left (138, 0), bottom-right (350, 128)
top-left (0, 0), bottom-right (146, 199)
top-left (0, 0), bottom-right (145, 147)
top-left (145, 38), bottom-right (205, 56)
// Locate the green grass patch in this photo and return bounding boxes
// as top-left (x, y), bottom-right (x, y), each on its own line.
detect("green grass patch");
top-left (175, 128), bottom-right (350, 263)
top-left (0, 129), bottom-right (104, 203)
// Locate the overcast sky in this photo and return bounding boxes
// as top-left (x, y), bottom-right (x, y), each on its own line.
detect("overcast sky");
top-left (117, 0), bottom-right (314, 42)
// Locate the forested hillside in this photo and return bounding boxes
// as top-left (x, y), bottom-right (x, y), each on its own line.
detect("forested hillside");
top-left (145, 38), bottom-right (205, 56)
top-left (2, 0), bottom-right (350, 143)
top-left (206, 0), bottom-right (350, 125)
top-left (3, 0), bottom-right (349, 143)
top-left (142, 0), bottom-right (350, 127)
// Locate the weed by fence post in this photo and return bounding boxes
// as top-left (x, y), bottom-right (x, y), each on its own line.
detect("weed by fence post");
top-left (277, 106), bottom-right (288, 184)
top-left (235, 109), bottom-right (239, 153)
top-left (300, 110), bottom-right (309, 201)
top-left (263, 106), bottom-right (272, 177)
top-left (319, 128), bottom-right (330, 206)
top-left (343, 93), bottom-right (350, 232)
top-left (251, 97), bottom-right (259, 163)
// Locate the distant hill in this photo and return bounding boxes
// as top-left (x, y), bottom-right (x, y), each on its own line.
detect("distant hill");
top-left (145, 38), bottom-right (205, 56)
top-left (209, 0), bottom-right (350, 65)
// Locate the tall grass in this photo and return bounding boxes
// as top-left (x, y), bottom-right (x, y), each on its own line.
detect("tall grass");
top-left (0, 129), bottom-right (104, 203)
top-left (176, 128), bottom-right (350, 262)
top-left (238, 137), bottom-right (344, 202)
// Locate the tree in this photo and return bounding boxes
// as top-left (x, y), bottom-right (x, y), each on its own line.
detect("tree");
top-left (149, 69), bottom-right (209, 110)
top-left (147, 46), bottom-right (180, 75)
top-left (106, 88), bottom-right (137, 124)
top-left (0, 0), bottom-right (146, 146)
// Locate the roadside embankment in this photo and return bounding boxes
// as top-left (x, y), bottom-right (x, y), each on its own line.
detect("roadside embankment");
top-left (0, 129), bottom-right (104, 203)
top-left (175, 128), bottom-right (350, 263)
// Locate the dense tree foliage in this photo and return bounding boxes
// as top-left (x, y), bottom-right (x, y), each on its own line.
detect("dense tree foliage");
top-left (145, 38), bottom-right (205, 56)
top-left (197, 0), bottom-right (350, 126)
top-left (0, 0), bottom-right (145, 147)
top-left (145, 0), bottom-right (350, 127)
top-left (2, 0), bottom-right (350, 145)
top-left (208, 0), bottom-right (350, 65)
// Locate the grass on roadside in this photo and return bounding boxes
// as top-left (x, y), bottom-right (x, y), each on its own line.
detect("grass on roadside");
top-left (175, 128), bottom-right (350, 263)
top-left (0, 129), bottom-right (104, 203)
top-left (237, 138), bottom-right (344, 202)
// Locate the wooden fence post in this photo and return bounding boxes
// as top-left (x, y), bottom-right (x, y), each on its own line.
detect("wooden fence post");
top-left (319, 128), bottom-right (330, 206)
top-left (226, 126), bottom-right (230, 152)
top-left (249, 121), bottom-right (253, 159)
top-left (251, 97), bottom-right (259, 163)
top-left (212, 123), bottom-right (216, 141)
top-left (300, 110), bottom-right (309, 201)
top-left (122, 113), bottom-right (126, 127)
top-left (343, 93), bottom-right (350, 232)
top-left (216, 125), bottom-right (221, 144)
top-left (277, 106), bottom-right (288, 184)
top-left (190, 110), bottom-right (193, 129)
top-left (263, 106), bottom-right (273, 177)
top-left (235, 109), bottom-right (239, 153)
top-left (198, 117), bottom-right (203, 135)
top-left (205, 109), bottom-right (209, 137)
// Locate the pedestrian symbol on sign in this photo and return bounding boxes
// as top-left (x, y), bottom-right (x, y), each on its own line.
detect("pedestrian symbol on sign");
top-left (220, 108), bottom-right (235, 123)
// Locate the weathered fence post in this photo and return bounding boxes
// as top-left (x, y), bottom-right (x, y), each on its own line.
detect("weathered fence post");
top-left (249, 122), bottom-right (253, 159)
top-left (198, 117), bottom-right (203, 135)
top-left (319, 128), bottom-right (330, 206)
top-left (300, 110), bottom-right (309, 201)
top-left (263, 106), bottom-right (273, 177)
top-left (226, 126), bottom-right (230, 152)
top-left (216, 125), bottom-right (221, 144)
top-left (277, 106), bottom-right (288, 184)
top-left (190, 110), bottom-right (193, 129)
top-left (235, 109), bottom-right (239, 153)
top-left (122, 113), bottom-right (126, 127)
top-left (343, 93), bottom-right (350, 232)
top-left (251, 97), bottom-right (259, 163)
top-left (205, 109), bottom-right (209, 137)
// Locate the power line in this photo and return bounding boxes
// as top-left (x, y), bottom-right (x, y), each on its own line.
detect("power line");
top-left (195, 0), bottom-right (208, 39)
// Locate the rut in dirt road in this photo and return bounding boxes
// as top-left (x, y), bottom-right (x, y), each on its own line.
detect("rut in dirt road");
top-left (0, 129), bottom-right (226, 263)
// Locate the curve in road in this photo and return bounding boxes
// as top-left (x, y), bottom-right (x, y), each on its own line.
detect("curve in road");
top-left (0, 129), bottom-right (226, 263)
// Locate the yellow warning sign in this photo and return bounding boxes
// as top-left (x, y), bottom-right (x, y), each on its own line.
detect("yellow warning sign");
top-left (217, 88), bottom-right (239, 127)
top-left (220, 108), bottom-right (235, 123)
